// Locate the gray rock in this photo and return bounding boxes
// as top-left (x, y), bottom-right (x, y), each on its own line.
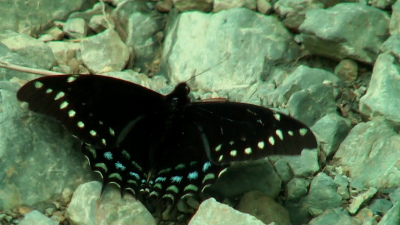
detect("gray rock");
top-left (88, 15), bottom-right (111, 34)
top-left (0, 0), bottom-right (95, 36)
top-left (237, 191), bottom-right (291, 225)
top-left (360, 53), bottom-right (400, 128)
top-left (303, 173), bottom-right (342, 216)
top-left (69, 2), bottom-right (113, 23)
top-left (19, 210), bottom-right (57, 225)
top-left (214, 0), bottom-right (256, 12)
top-left (46, 41), bottom-right (81, 69)
top-left (309, 208), bottom-right (361, 225)
top-left (299, 3), bottom-right (390, 64)
top-left (112, 1), bottom-right (165, 71)
top-left (0, 43), bottom-right (40, 81)
top-left (390, 0), bottom-right (400, 35)
top-left (286, 172), bottom-right (342, 223)
top-left (38, 27), bottom-right (64, 42)
top-left (174, 0), bottom-right (213, 12)
top-left (312, 113), bottom-right (352, 159)
top-left (289, 149), bottom-right (320, 177)
top-left (189, 198), bottom-right (264, 225)
top-left (160, 8), bottom-right (301, 92)
top-left (285, 178), bottom-right (310, 200)
top-left (389, 188), bottom-right (400, 204)
top-left (272, 65), bottom-right (339, 107)
top-left (334, 175), bottom-right (350, 200)
top-left (287, 84), bottom-right (338, 127)
top-left (380, 34), bottom-right (400, 60)
top-left (371, 0), bottom-right (396, 9)
top-left (257, 0), bottom-right (273, 14)
top-left (348, 187), bottom-right (377, 214)
top-left (63, 17), bottom-right (88, 39)
top-left (334, 59), bottom-right (358, 84)
top-left (81, 29), bottom-right (129, 73)
top-left (0, 89), bottom-right (94, 209)
top-left (378, 203), bottom-right (400, 225)
top-left (0, 32), bottom-right (56, 70)
top-left (274, 0), bottom-right (324, 31)
top-left (67, 181), bottom-right (156, 225)
top-left (333, 120), bottom-right (400, 190)
top-left (208, 159), bottom-right (282, 199)
top-left (274, 156), bottom-right (296, 183)
top-left (369, 199), bottom-right (393, 216)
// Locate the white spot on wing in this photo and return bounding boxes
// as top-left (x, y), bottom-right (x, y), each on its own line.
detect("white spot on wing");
top-left (60, 101), bottom-right (68, 109)
top-left (215, 144), bottom-right (222, 152)
top-left (46, 88), bottom-right (53, 94)
top-left (288, 130), bottom-right (294, 136)
top-left (77, 121), bottom-right (85, 128)
top-left (268, 136), bottom-right (275, 146)
top-left (202, 173), bottom-right (215, 183)
top-left (244, 147), bottom-right (252, 154)
top-left (68, 110), bottom-right (76, 118)
top-left (101, 138), bottom-right (107, 146)
top-left (67, 76), bottom-right (77, 83)
top-left (258, 141), bottom-right (265, 149)
top-left (109, 173), bottom-right (122, 181)
top-left (276, 129), bottom-right (284, 140)
top-left (175, 164), bottom-right (185, 170)
top-left (109, 127), bottom-right (115, 136)
top-left (90, 130), bottom-right (97, 137)
top-left (94, 163), bottom-right (107, 172)
top-left (299, 128), bottom-right (308, 136)
top-left (273, 113), bottom-right (281, 121)
top-left (54, 92), bottom-right (65, 100)
top-left (230, 150), bottom-right (237, 157)
top-left (166, 185), bottom-right (179, 193)
top-left (34, 81), bottom-right (44, 89)
top-left (184, 184), bottom-right (198, 192)
top-left (218, 155), bottom-right (224, 162)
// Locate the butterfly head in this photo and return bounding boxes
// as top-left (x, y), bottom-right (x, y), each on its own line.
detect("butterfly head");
top-left (173, 82), bottom-right (191, 96)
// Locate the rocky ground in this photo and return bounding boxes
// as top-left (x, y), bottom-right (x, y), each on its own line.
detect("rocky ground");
top-left (0, 0), bottom-right (399, 224)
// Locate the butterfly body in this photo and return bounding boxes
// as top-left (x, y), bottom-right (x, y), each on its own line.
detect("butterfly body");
top-left (17, 74), bottom-right (318, 203)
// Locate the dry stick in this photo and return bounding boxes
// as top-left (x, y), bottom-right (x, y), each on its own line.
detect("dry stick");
top-left (0, 61), bottom-right (64, 76)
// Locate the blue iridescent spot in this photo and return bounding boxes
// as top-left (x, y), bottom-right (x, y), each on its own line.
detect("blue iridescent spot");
top-left (129, 172), bottom-right (140, 180)
top-left (155, 177), bottom-right (167, 182)
top-left (171, 176), bottom-right (183, 183)
top-left (188, 171), bottom-right (199, 180)
top-left (203, 162), bottom-right (211, 172)
top-left (115, 161), bottom-right (126, 171)
top-left (104, 151), bottom-right (113, 160)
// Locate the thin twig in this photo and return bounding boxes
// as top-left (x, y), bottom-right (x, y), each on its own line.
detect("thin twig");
top-left (0, 61), bottom-right (64, 76)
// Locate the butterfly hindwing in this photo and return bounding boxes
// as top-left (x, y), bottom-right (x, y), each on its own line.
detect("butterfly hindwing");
top-left (186, 102), bottom-right (318, 165)
top-left (144, 160), bottom-right (227, 203)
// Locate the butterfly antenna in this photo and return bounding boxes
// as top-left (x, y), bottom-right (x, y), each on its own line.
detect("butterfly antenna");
top-left (185, 52), bottom-right (231, 83)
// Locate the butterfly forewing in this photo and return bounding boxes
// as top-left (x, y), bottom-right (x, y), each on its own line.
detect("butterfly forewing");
top-left (17, 75), bottom-right (165, 148)
top-left (186, 102), bottom-right (318, 165)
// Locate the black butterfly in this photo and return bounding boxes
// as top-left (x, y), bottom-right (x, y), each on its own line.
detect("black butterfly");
top-left (17, 74), bottom-right (318, 204)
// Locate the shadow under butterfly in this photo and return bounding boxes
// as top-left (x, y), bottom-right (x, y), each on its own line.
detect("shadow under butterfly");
top-left (17, 74), bottom-right (318, 210)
